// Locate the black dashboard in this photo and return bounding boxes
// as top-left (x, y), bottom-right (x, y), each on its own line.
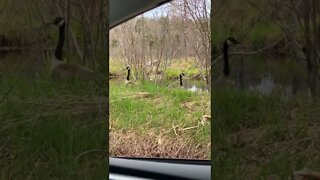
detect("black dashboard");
top-left (109, 157), bottom-right (211, 180)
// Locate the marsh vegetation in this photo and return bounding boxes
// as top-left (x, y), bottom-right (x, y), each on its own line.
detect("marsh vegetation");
top-left (212, 0), bottom-right (320, 179)
top-left (109, 0), bottom-right (211, 159)
top-left (0, 0), bottom-right (107, 178)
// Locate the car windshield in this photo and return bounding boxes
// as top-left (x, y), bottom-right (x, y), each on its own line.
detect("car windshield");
top-left (109, 0), bottom-right (211, 160)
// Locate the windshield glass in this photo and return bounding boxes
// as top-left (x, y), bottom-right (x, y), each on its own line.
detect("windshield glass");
top-left (109, 0), bottom-right (211, 160)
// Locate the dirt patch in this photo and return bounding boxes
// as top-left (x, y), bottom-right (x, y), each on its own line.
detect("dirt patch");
top-left (181, 97), bottom-right (210, 113)
top-left (109, 130), bottom-right (210, 159)
top-left (181, 101), bottom-right (195, 111)
top-left (226, 128), bottom-right (262, 148)
top-left (113, 92), bottom-right (152, 101)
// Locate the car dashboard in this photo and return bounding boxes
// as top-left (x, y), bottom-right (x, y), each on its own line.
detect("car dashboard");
top-left (109, 157), bottom-right (211, 180)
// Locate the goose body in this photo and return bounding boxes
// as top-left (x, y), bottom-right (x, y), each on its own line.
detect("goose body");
top-left (50, 17), bottom-right (94, 80)
top-left (124, 66), bottom-right (136, 85)
top-left (213, 37), bottom-right (240, 87)
top-left (50, 60), bottom-right (94, 80)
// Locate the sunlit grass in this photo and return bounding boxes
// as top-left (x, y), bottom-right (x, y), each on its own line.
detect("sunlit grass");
top-left (109, 81), bottom-right (211, 159)
top-left (110, 81), bottom-right (210, 132)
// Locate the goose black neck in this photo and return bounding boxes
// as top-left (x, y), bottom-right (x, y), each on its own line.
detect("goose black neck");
top-left (127, 69), bottom-right (130, 81)
top-left (55, 24), bottom-right (65, 61)
top-left (179, 74), bottom-right (183, 86)
top-left (223, 41), bottom-right (230, 76)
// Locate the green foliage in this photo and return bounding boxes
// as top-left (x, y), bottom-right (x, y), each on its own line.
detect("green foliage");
top-left (165, 69), bottom-right (181, 79)
top-left (186, 67), bottom-right (200, 77)
top-left (109, 58), bottom-right (124, 74)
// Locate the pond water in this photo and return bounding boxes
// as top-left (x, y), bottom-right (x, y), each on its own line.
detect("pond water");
top-left (215, 54), bottom-right (308, 96)
top-left (110, 76), bottom-right (210, 93)
top-left (0, 51), bottom-right (46, 80)
top-left (181, 79), bottom-right (210, 92)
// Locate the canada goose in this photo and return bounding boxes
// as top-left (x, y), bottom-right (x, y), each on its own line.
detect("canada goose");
top-left (179, 73), bottom-right (185, 86)
top-left (165, 72), bottom-right (184, 89)
top-left (223, 37), bottom-right (241, 76)
top-left (125, 66), bottom-right (131, 84)
top-left (50, 17), bottom-right (94, 80)
top-left (124, 66), bottom-right (138, 85)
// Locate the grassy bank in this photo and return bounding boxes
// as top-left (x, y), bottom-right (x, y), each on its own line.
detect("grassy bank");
top-left (109, 81), bottom-right (211, 159)
top-left (213, 87), bottom-right (320, 179)
top-left (0, 74), bottom-right (107, 178)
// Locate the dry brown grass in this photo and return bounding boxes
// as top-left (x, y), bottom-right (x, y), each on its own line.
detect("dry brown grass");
top-left (109, 130), bottom-right (210, 159)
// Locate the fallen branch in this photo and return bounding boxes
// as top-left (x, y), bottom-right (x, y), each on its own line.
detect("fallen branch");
top-left (167, 80), bottom-right (180, 88)
top-left (213, 35), bottom-right (285, 64)
top-left (294, 168), bottom-right (320, 180)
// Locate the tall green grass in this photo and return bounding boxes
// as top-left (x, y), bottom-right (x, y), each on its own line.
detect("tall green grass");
top-left (213, 87), bottom-right (320, 179)
top-left (110, 81), bottom-right (210, 146)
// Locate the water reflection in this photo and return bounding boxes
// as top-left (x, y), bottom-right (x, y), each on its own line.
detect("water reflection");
top-left (249, 74), bottom-right (274, 95)
top-left (217, 55), bottom-right (308, 96)
top-left (188, 85), bottom-right (198, 92)
top-left (0, 51), bottom-right (45, 79)
top-left (182, 80), bottom-right (209, 92)
top-left (248, 73), bottom-right (295, 95)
